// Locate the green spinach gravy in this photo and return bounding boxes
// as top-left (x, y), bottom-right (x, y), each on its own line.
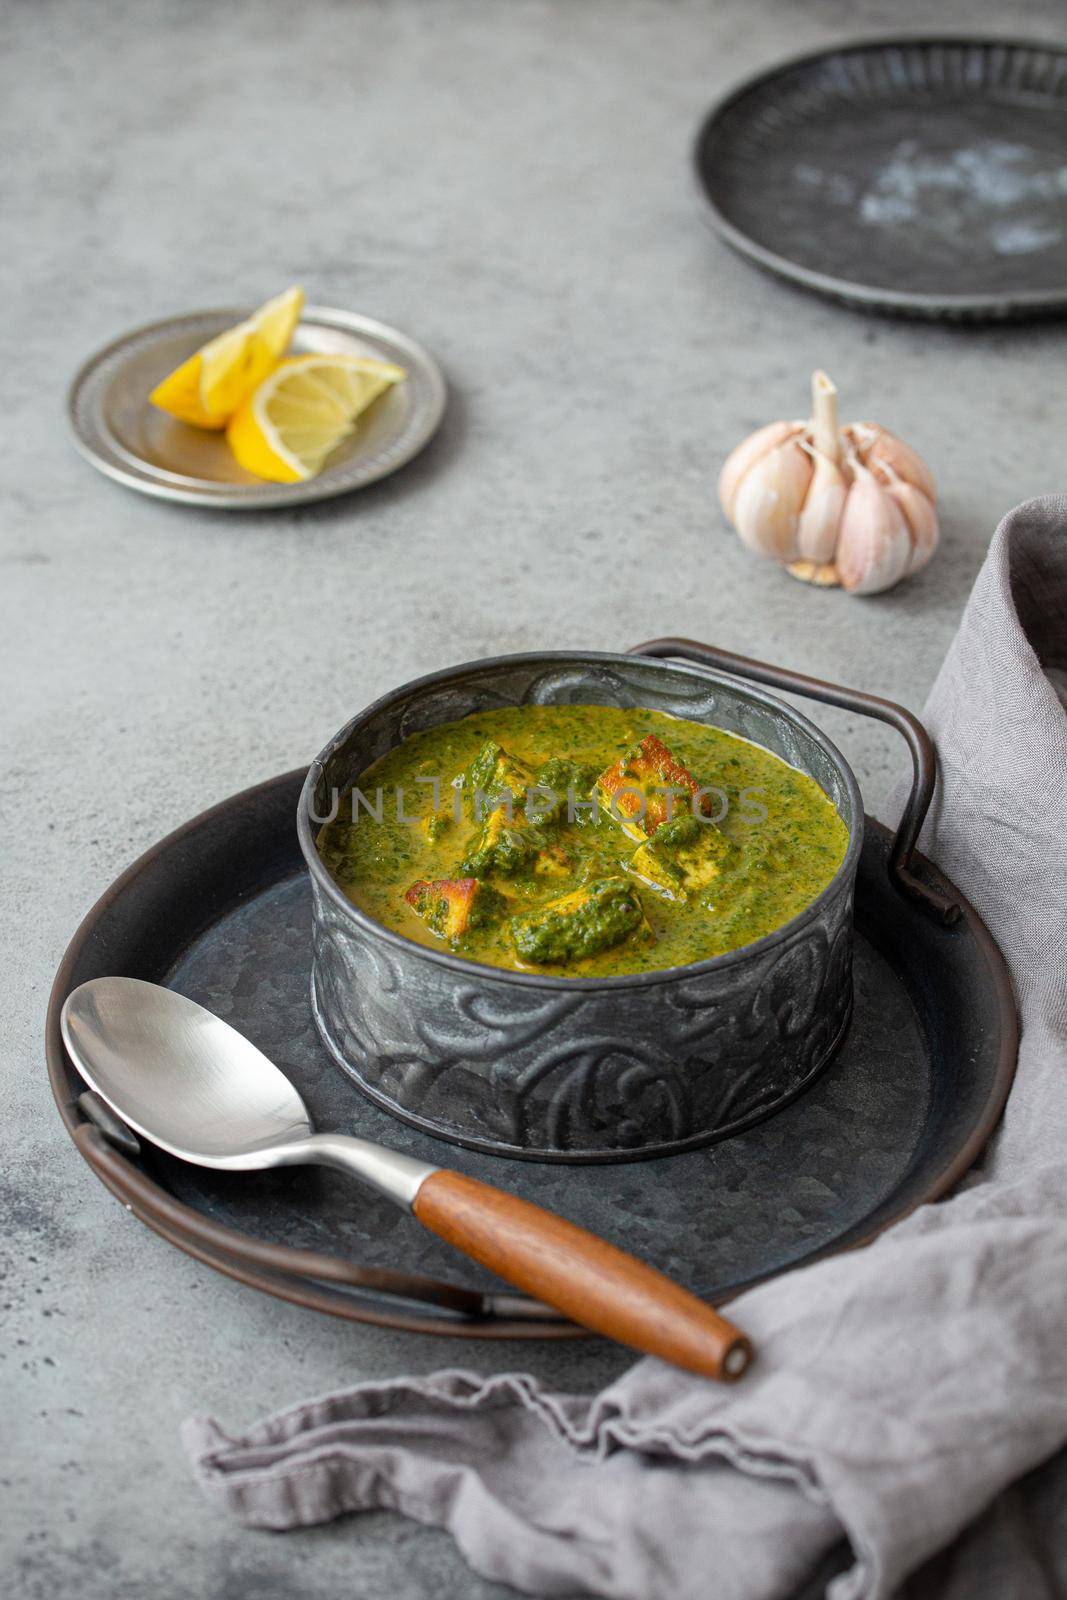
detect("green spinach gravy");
top-left (316, 704), bottom-right (849, 977)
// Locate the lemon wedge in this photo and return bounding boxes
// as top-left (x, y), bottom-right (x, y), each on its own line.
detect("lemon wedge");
top-left (149, 286), bottom-right (304, 429)
top-left (226, 354), bottom-right (406, 482)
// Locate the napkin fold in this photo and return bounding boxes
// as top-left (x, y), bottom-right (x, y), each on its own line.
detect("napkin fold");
top-left (185, 498), bottom-right (1067, 1600)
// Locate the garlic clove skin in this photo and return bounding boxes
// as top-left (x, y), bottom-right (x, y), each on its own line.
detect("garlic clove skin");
top-left (731, 439), bottom-right (812, 564)
top-left (849, 423), bottom-right (937, 504)
top-left (718, 420), bottom-right (803, 523)
top-left (834, 475), bottom-right (913, 595)
top-left (796, 448), bottom-right (847, 565)
top-left (886, 481), bottom-right (939, 576)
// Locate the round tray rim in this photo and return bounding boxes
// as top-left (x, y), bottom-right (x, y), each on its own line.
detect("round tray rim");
top-left (45, 767), bottom-right (1019, 1338)
top-left (692, 33), bottom-right (1067, 320)
top-left (66, 305), bottom-right (448, 509)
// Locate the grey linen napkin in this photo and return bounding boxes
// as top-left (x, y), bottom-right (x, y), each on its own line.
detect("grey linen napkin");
top-left (184, 498), bottom-right (1067, 1600)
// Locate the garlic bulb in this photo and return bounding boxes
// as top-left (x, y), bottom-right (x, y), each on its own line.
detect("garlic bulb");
top-left (718, 372), bottom-right (938, 595)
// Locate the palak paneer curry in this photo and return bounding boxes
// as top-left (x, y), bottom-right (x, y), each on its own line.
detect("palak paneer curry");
top-left (316, 704), bottom-right (849, 977)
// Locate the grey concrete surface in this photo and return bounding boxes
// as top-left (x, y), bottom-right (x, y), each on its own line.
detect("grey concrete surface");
top-left (3, 1), bottom-right (1066, 1596)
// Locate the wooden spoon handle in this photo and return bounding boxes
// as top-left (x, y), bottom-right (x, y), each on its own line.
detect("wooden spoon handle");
top-left (413, 1169), bottom-right (752, 1381)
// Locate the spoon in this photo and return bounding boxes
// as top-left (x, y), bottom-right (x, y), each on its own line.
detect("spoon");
top-left (61, 977), bottom-right (752, 1380)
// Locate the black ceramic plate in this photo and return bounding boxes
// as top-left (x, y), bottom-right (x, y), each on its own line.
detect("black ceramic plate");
top-left (695, 37), bottom-right (1067, 319)
top-left (46, 769), bottom-right (1016, 1338)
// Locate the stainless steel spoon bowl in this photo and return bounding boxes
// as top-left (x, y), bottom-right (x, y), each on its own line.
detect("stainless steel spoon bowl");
top-left (61, 977), bottom-right (752, 1380)
top-left (62, 976), bottom-right (433, 1201)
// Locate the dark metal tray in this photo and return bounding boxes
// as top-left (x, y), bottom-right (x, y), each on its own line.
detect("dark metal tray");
top-left (46, 766), bottom-right (1017, 1340)
top-left (694, 37), bottom-right (1067, 320)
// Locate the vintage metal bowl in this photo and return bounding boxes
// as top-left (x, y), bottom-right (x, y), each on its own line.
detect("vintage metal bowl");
top-left (296, 639), bottom-right (959, 1164)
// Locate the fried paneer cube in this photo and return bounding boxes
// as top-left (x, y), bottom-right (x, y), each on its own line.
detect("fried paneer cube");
top-left (510, 876), bottom-right (652, 966)
top-left (404, 877), bottom-right (505, 942)
top-left (628, 813), bottom-right (732, 903)
top-left (596, 734), bottom-right (708, 841)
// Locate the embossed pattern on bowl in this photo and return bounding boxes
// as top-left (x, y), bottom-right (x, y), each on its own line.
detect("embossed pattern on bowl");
top-left (297, 653), bottom-right (862, 1162)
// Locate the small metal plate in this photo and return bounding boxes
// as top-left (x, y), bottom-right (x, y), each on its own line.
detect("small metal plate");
top-left (695, 37), bottom-right (1067, 320)
top-left (45, 769), bottom-right (1017, 1337)
top-left (67, 306), bottom-right (447, 508)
